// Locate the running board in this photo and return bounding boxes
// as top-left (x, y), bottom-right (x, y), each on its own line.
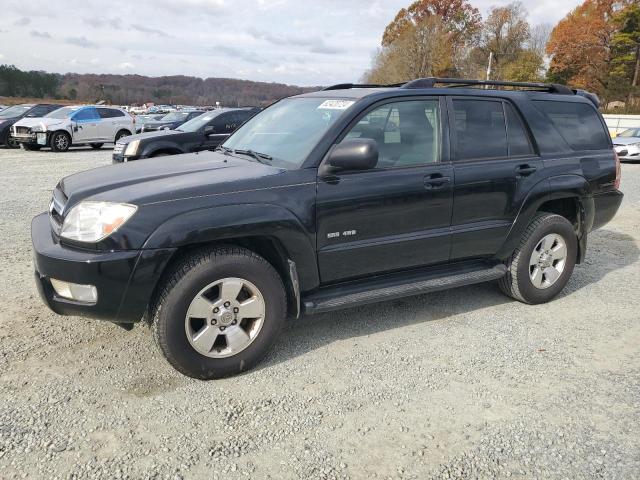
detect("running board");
top-left (303, 263), bottom-right (507, 315)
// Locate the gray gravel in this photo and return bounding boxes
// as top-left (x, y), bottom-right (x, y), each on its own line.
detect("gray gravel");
top-left (0, 146), bottom-right (639, 480)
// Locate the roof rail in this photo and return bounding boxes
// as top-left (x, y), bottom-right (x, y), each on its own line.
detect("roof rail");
top-left (322, 82), bottom-right (404, 91)
top-left (401, 77), bottom-right (573, 94)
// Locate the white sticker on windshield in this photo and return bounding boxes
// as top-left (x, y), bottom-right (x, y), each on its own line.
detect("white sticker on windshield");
top-left (318, 100), bottom-right (355, 110)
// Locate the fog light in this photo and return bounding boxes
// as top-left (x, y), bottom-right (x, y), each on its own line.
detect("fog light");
top-left (50, 278), bottom-right (98, 303)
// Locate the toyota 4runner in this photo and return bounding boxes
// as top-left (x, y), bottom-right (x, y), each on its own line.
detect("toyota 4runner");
top-left (32, 78), bottom-right (623, 379)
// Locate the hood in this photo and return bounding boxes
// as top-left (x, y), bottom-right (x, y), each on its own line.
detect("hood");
top-left (611, 136), bottom-right (640, 145)
top-left (13, 117), bottom-right (65, 129)
top-left (119, 129), bottom-right (184, 144)
top-left (59, 150), bottom-right (286, 207)
top-left (142, 120), bottom-right (180, 130)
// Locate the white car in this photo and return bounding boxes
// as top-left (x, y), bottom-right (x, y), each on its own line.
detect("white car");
top-left (10, 105), bottom-right (134, 152)
top-left (612, 128), bottom-right (640, 162)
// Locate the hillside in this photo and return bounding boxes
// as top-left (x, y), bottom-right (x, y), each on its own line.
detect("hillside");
top-left (0, 65), bottom-right (317, 106)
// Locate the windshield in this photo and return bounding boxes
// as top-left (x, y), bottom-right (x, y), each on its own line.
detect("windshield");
top-left (0, 105), bottom-right (31, 118)
top-left (161, 112), bottom-right (189, 122)
top-left (618, 128), bottom-right (640, 138)
top-left (45, 107), bottom-right (78, 119)
top-left (178, 112), bottom-right (214, 132)
top-left (222, 97), bottom-right (353, 168)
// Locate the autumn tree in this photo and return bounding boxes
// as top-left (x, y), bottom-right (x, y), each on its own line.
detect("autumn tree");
top-left (365, 15), bottom-right (454, 83)
top-left (607, 2), bottom-right (640, 102)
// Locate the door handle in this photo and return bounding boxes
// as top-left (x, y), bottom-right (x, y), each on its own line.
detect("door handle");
top-left (516, 164), bottom-right (537, 176)
top-left (424, 173), bottom-right (451, 189)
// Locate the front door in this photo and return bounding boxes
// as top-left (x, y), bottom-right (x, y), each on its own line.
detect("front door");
top-left (447, 97), bottom-right (543, 260)
top-left (316, 98), bottom-right (453, 283)
top-left (71, 107), bottom-right (100, 142)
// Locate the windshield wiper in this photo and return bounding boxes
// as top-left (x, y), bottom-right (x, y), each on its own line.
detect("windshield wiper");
top-left (232, 149), bottom-right (273, 165)
top-left (215, 145), bottom-right (234, 156)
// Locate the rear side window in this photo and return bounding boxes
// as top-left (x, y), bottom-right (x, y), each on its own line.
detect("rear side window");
top-left (534, 101), bottom-right (610, 151)
top-left (452, 99), bottom-right (507, 160)
top-left (98, 108), bottom-right (125, 118)
top-left (505, 103), bottom-right (534, 156)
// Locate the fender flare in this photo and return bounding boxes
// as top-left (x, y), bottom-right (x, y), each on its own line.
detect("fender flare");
top-left (141, 141), bottom-right (185, 158)
top-left (496, 174), bottom-right (592, 262)
top-left (142, 203), bottom-right (320, 291)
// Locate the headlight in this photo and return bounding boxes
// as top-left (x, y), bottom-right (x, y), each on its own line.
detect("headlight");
top-left (60, 201), bottom-right (137, 243)
top-left (124, 140), bottom-right (140, 156)
top-left (31, 123), bottom-right (47, 132)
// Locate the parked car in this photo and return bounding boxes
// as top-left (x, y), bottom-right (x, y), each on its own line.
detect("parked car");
top-left (32, 78), bottom-right (622, 379)
top-left (138, 110), bottom-right (206, 133)
top-left (11, 105), bottom-right (134, 152)
top-left (113, 107), bottom-right (259, 162)
top-left (134, 114), bottom-right (166, 133)
top-left (0, 103), bottom-right (61, 148)
top-left (612, 127), bottom-right (640, 162)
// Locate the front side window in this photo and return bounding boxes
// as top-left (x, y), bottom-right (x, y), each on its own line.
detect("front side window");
top-left (344, 99), bottom-right (441, 168)
top-left (534, 100), bottom-right (610, 151)
top-left (72, 108), bottom-right (99, 121)
top-left (452, 99), bottom-right (507, 161)
top-left (223, 97), bottom-right (352, 168)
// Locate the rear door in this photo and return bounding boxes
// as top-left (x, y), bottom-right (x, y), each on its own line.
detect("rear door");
top-left (97, 108), bottom-right (127, 141)
top-left (316, 97), bottom-right (453, 283)
top-left (448, 97), bottom-right (542, 260)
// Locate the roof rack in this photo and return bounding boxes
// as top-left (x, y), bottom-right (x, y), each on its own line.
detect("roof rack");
top-left (322, 77), bottom-right (574, 95)
top-left (401, 78), bottom-right (574, 94)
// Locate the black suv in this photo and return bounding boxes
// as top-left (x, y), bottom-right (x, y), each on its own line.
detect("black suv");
top-left (32, 78), bottom-right (623, 379)
top-left (113, 107), bottom-right (259, 162)
top-left (0, 103), bottom-right (60, 147)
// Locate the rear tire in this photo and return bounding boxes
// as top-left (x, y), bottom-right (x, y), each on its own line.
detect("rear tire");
top-left (50, 131), bottom-right (71, 152)
top-left (152, 246), bottom-right (286, 379)
top-left (499, 213), bottom-right (577, 304)
top-left (90, 143), bottom-right (104, 149)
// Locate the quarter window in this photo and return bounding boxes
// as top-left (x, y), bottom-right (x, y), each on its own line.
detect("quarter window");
top-left (452, 99), bottom-right (507, 161)
top-left (344, 100), bottom-right (441, 168)
top-left (97, 108), bottom-right (125, 118)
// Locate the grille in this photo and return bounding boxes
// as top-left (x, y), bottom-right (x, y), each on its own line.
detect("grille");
top-left (114, 142), bottom-right (125, 155)
top-left (15, 126), bottom-right (31, 135)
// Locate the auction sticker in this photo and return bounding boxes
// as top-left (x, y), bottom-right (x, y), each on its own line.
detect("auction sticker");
top-left (318, 100), bottom-right (355, 110)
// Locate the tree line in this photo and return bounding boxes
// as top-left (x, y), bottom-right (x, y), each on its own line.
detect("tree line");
top-left (0, 65), bottom-right (313, 107)
top-left (365, 0), bottom-right (640, 110)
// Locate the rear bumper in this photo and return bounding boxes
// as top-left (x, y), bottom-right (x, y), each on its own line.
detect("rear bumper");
top-left (32, 213), bottom-right (175, 323)
top-left (591, 190), bottom-right (623, 231)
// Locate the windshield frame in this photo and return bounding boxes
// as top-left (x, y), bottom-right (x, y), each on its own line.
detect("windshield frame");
top-left (221, 97), bottom-right (359, 170)
top-left (161, 111), bottom-right (190, 122)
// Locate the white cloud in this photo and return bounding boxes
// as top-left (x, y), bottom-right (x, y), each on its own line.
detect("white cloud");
top-left (116, 62), bottom-right (136, 70)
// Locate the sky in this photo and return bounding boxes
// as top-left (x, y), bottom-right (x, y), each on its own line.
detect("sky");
top-left (0, 0), bottom-right (583, 86)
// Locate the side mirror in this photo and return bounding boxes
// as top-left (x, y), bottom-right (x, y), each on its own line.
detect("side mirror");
top-left (204, 125), bottom-right (216, 134)
top-left (323, 138), bottom-right (378, 174)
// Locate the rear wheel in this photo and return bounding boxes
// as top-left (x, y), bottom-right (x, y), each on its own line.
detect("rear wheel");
top-left (90, 143), bottom-right (104, 149)
top-left (50, 131), bottom-right (71, 152)
top-left (152, 246), bottom-right (286, 379)
top-left (499, 213), bottom-right (577, 304)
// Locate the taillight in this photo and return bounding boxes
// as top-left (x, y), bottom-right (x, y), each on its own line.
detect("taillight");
top-left (614, 150), bottom-right (621, 190)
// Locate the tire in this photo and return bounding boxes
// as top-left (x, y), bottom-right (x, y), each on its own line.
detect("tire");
top-left (90, 143), bottom-right (104, 149)
top-left (151, 152), bottom-right (170, 157)
top-left (152, 246), bottom-right (286, 379)
top-left (115, 130), bottom-right (131, 142)
top-left (50, 131), bottom-right (71, 152)
top-left (22, 144), bottom-right (41, 151)
top-left (499, 212), bottom-right (577, 304)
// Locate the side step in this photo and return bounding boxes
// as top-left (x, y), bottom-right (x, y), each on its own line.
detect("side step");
top-left (302, 262), bottom-right (507, 315)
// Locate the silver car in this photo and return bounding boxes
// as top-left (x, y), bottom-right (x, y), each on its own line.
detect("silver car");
top-left (613, 128), bottom-right (640, 162)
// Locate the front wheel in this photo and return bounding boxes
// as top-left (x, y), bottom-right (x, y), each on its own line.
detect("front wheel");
top-left (115, 130), bottom-right (130, 142)
top-left (152, 246), bottom-right (286, 379)
top-left (499, 213), bottom-right (577, 304)
top-left (50, 131), bottom-right (71, 152)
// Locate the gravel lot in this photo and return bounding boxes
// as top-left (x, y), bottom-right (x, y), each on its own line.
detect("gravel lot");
top-left (0, 146), bottom-right (639, 480)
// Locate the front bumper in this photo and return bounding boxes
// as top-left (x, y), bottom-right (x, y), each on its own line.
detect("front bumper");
top-left (112, 153), bottom-right (141, 163)
top-left (32, 213), bottom-right (175, 323)
top-left (11, 131), bottom-right (49, 146)
top-left (614, 143), bottom-right (640, 161)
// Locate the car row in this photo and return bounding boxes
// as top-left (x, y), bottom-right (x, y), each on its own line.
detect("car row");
top-left (0, 103), bottom-right (62, 148)
top-left (612, 127), bottom-right (640, 162)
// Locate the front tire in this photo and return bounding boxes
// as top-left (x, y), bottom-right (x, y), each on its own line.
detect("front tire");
top-left (152, 246), bottom-right (286, 379)
top-left (50, 131), bottom-right (71, 152)
top-left (499, 213), bottom-right (577, 304)
top-left (90, 143), bottom-right (104, 149)
top-left (22, 144), bottom-right (41, 151)
top-left (115, 130), bottom-right (131, 142)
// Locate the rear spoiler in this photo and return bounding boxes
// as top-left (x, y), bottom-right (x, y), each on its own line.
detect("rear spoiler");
top-left (574, 89), bottom-right (600, 108)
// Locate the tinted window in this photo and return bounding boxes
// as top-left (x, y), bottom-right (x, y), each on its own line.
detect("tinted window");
top-left (534, 101), bottom-right (610, 150)
top-left (27, 106), bottom-right (52, 117)
top-left (505, 103), bottom-right (534, 156)
top-left (452, 100), bottom-right (507, 160)
top-left (97, 108), bottom-right (124, 118)
top-left (73, 108), bottom-right (99, 121)
top-left (344, 100), bottom-right (440, 168)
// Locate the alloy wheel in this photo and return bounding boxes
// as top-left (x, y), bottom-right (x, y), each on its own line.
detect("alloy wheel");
top-left (529, 233), bottom-right (568, 289)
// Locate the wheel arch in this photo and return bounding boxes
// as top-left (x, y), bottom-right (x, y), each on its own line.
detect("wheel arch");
top-left (497, 175), bottom-right (593, 264)
top-left (141, 142), bottom-right (184, 158)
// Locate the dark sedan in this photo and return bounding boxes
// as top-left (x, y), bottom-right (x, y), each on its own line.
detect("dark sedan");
top-left (113, 107), bottom-right (259, 162)
top-left (138, 110), bottom-right (205, 133)
top-left (0, 103), bottom-right (61, 147)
